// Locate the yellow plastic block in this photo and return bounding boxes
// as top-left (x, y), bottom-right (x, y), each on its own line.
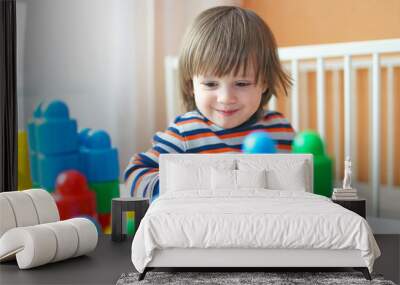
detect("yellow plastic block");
top-left (18, 131), bottom-right (32, 190)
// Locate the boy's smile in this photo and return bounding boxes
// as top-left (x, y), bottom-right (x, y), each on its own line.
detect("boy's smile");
top-left (192, 67), bottom-right (266, 129)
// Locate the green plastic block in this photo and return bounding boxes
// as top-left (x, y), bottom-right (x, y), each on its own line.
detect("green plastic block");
top-left (89, 180), bottom-right (119, 213)
top-left (292, 130), bottom-right (333, 198)
top-left (314, 155), bottom-right (333, 197)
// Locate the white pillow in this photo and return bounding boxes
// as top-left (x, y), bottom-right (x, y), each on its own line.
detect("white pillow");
top-left (238, 159), bottom-right (309, 191)
top-left (211, 169), bottom-right (267, 190)
top-left (211, 169), bottom-right (236, 190)
top-left (167, 160), bottom-right (235, 192)
top-left (265, 162), bottom-right (308, 191)
top-left (237, 169), bottom-right (266, 188)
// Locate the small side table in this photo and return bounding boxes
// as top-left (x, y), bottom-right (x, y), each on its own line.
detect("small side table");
top-left (332, 198), bottom-right (366, 218)
top-left (111, 197), bottom-right (149, 242)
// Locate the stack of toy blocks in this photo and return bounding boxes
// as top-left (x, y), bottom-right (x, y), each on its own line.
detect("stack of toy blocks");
top-left (27, 101), bottom-right (80, 192)
top-left (79, 129), bottom-right (120, 231)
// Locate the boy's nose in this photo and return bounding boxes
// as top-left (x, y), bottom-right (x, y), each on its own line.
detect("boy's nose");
top-left (216, 88), bottom-right (237, 104)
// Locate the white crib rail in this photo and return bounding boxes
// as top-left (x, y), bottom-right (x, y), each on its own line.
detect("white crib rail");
top-left (165, 38), bottom-right (400, 218)
top-left (279, 38), bottom-right (400, 217)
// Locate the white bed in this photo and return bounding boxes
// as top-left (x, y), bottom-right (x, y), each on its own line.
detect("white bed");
top-left (131, 154), bottom-right (380, 280)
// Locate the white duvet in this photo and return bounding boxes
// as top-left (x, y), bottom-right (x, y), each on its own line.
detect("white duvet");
top-left (131, 190), bottom-right (380, 273)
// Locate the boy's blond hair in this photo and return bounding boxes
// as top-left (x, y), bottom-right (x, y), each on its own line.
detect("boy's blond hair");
top-left (178, 6), bottom-right (291, 112)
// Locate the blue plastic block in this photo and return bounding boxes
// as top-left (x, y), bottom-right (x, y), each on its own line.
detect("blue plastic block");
top-left (35, 119), bottom-right (78, 154)
top-left (79, 128), bottom-right (91, 147)
top-left (79, 130), bottom-right (119, 182)
top-left (27, 120), bottom-right (37, 151)
top-left (37, 152), bottom-right (80, 190)
top-left (32, 100), bottom-right (78, 155)
top-left (27, 121), bottom-right (39, 185)
top-left (41, 100), bottom-right (69, 119)
top-left (29, 151), bottom-right (39, 185)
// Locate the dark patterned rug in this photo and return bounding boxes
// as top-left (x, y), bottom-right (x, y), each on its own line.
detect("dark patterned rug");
top-left (116, 271), bottom-right (396, 285)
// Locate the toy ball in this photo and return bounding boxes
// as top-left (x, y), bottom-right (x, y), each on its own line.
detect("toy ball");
top-left (86, 130), bottom-right (111, 149)
top-left (292, 130), bottom-right (325, 156)
top-left (56, 170), bottom-right (89, 196)
top-left (42, 100), bottom-right (69, 119)
top-left (242, 131), bottom-right (277, 154)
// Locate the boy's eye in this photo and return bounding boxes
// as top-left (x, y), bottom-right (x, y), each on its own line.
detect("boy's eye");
top-left (236, 82), bottom-right (252, 87)
top-left (202, 82), bottom-right (218, 88)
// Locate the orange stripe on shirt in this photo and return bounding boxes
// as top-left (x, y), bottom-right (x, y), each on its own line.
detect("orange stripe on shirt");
top-left (219, 130), bottom-right (252, 139)
top-left (176, 118), bottom-right (212, 126)
top-left (148, 149), bottom-right (160, 157)
top-left (265, 127), bottom-right (294, 133)
top-left (186, 132), bottom-right (216, 141)
top-left (199, 147), bottom-right (241, 154)
top-left (276, 144), bottom-right (292, 151)
top-left (165, 130), bottom-right (184, 141)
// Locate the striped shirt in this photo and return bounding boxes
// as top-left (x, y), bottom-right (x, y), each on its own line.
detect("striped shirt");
top-left (124, 109), bottom-right (295, 200)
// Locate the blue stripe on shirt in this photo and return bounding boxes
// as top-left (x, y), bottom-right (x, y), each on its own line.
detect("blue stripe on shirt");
top-left (130, 168), bottom-right (151, 196)
top-left (153, 135), bottom-right (184, 153)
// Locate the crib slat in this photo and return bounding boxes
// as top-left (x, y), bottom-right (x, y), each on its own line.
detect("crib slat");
top-left (317, 58), bottom-right (325, 140)
top-left (300, 71), bottom-right (309, 129)
top-left (387, 65), bottom-right (394, 191)
top-left (344, 56), bottom-right (352, 160)
top-left (371, 53), bottom-right (381, 217)
top-left (332, 69), bottom-right (341, 182)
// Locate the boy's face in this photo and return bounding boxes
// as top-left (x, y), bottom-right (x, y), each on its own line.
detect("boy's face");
top-left (192, 66), bottom-right (266, 129)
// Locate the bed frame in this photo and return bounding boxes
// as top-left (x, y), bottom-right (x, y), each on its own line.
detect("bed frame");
top-left (140, 248), bottom-right (371, 280)
top-left (138, 154), bottom-right (372, 281)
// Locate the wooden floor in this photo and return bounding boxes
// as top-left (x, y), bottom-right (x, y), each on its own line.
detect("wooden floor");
top-left (0, 234), bottom-right (398, 284)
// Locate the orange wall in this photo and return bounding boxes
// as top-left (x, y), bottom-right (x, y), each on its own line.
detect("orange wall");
top-left (243, 0), bottom-right (400, 185)
top-left (243, 0), bottom-right (400, 47)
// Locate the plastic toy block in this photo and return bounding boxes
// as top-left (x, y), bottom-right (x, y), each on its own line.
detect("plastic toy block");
top-left (80, 130), bottom-right (119, 182)
top-left (28, 151), bottom-right (39, 186)
top-left (27, 122), bottom-right (39, 185)
top-left (26, 103), bottom-right (43, 151)
top-left (35, 100), bottom-right (78, 154)
top-left (54, 170), bottom-right (97, 220)
top-left (98, 213), bottom-right (111, 230)
top-left (314, 155), bottom-right (333, 197)
top-left (37, 152), bottom-right (80, 190)
top-left (89, 180), bottom-right (119, 214)
top-left (292, 131), bottom-right (333, 197)
top-left (78, 128), bottom-right (91, 147)
top-left (35, 119), bottom-right (78, 155)
top-left (28, 100), bottom-right (79, 155)
top-left (18, 131), bottom-right (32, 190)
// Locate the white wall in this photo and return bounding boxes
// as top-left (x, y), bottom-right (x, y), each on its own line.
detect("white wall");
top-left (17, 0), bottom-right (241, 179)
